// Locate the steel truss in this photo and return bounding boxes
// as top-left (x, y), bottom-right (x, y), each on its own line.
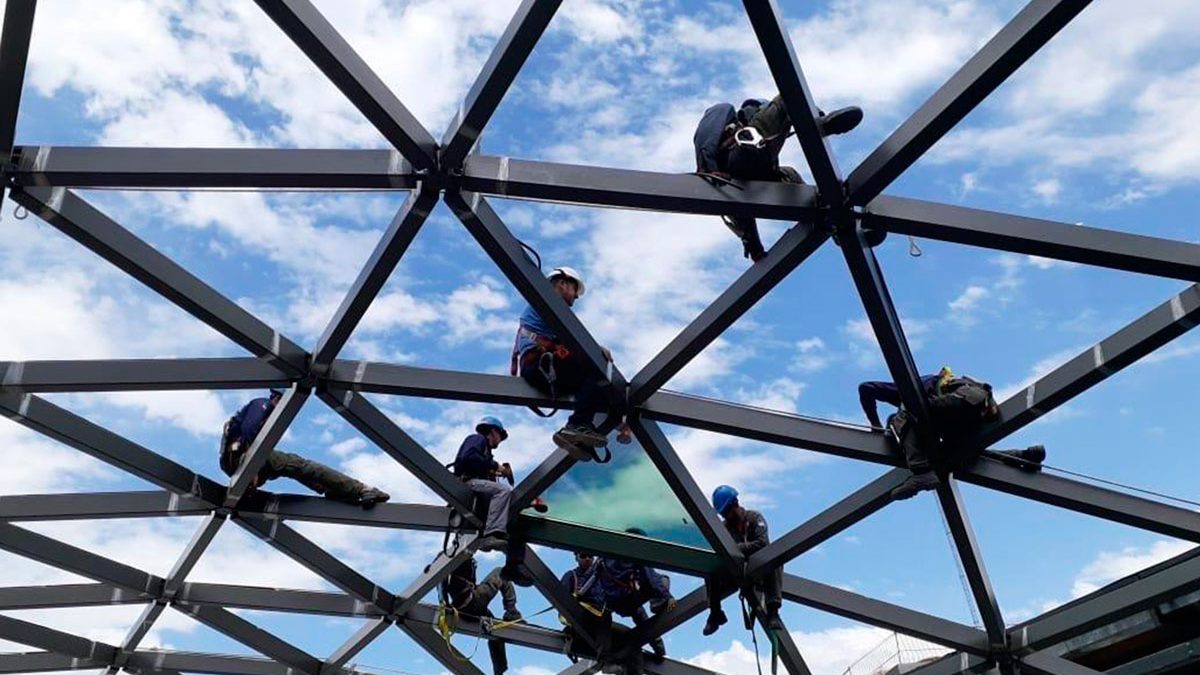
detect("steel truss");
top-left (1, 0), bottom-right (1197, 673)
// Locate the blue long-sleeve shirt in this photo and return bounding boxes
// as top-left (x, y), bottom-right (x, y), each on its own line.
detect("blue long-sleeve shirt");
top-left (694, 103), bottom-right (736, 173)
top-left (573, 558), bottom-right (671, 615)
top-left (452, 433), bottom-right (499, 481)
top-left (230, 397), bottom-right (273, 445)
top-left (513, 304), bottom-right (558, 365)
top-left (858, 375), bottom-right (939, 427)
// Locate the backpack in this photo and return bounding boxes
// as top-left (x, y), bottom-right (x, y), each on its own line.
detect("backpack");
top-left (218, 417), bottom-right (241, 477)
top-left (941, 376), bottom-right (999, 421)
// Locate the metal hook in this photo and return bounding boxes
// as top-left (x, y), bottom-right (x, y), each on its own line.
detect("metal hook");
top-left (13, 204), bottom-right (28, 220)
top-left (907, 235), bottom-right (923, 257)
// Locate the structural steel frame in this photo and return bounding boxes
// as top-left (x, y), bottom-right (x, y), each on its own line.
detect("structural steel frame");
top-left (1, 0), bottom-right (1197, 673)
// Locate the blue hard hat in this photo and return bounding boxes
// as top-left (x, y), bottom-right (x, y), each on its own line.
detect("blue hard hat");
top-left (268, 388), bottom-right (284, 400)
top-left (712, 485), bottom-right (738, 516)
top-left (476, 416), bottom-right (508, 440)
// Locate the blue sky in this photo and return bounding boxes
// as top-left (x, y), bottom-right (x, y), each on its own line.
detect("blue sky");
top-left (2, 0), bottom-right (1199, 673)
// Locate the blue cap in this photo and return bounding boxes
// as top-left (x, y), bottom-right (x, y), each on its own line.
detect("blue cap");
top-left (476, 416), bottom-right (508, 440)
top-left (712, 485), bottom-right (738, 516)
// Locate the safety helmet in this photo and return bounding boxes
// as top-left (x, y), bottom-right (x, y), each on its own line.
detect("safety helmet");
top-left (712, 485), bottom-right (738, 516)
top-left (475, 415), bottom-right (508, 440)
top-left (268, 388), bottom-right (284, 400)
top-left (937, 365), bottom-right (955, 393)
top-left (548, 266), bottom-right (585, 296)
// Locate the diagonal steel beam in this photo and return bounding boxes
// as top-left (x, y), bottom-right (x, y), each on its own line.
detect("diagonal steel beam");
top-left (325, 359), bottom-right (561, 407)
top-left (174, 601), bottom-right (323, 675)
top-left (252, 0), bottom-right (438, 170)
top-left (10, 146), bottom-right (417, 189)
top-left (0, 521), bottom-right (164, 595)
top-left (322, 617), bottom-right (391, 673)
top-left (522, 547), bottom-right (605, 653)
top-left (630, 222), bottom-right (829, 404)
top-left (782, 574), bottom-right (991, 655)
top-left (846, 0), bottom-right (1092, 205)
top-left (0, 358), bottom-right (293, 393)
top-left (319, 387), bottom-right (481, 525)
top-left (0, 615), bottom-right (116, 665)
top-left (621, 584), bottom-right (712, 654)
top-left (936, 479), bottom-right (1006, 649)
top-left (439, 0), bottom-right (562, 168)
top-left (741, 0), bottom-right (842, 197)
top-left (976, 284), bottom-right (1200, 447)
top-left (959, 458), bottom-right (1200, 543)
top-left (312, 187), bottom-right (439, 370)
top-left (864, 195), bottom-right (1200, 281)
top-left (226, 384), bottom-right (310, 506)
top-left (747, 468), bottom-right (907, 577)
top-left (398, 623), bottom-right (487, 675)
top-left (9, 187), bottom-right (309, 376)
top-left (461, 154), bottom-right (821, 219)
top-left (234, 516), bottom-right (396, 612)
top-left (0, 0), bottom-right (36, 163)
top-left (390, 534), bottom-right (478, 617)
top-left (0, 391), bottom-right (226, 504)
top-left (1020, 650), bottom-right (1105, 675)
top-left (509, 414), bottom-right (619, 513)
top-left (0, 490), bottom-right (211, 521)
top-left (758, 615), bottom-right (813, 675)
top-left (446, 190), bottom-right (626, 398)
top-left (631, 418), bottom-right (743, 572)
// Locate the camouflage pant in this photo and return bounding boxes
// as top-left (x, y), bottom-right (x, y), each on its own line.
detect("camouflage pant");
top-left (259, 450), bottom-right (368, 503)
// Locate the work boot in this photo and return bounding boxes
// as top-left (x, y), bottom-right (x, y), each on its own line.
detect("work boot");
top-left (995, 445), bottom-right (1046, 471)
top-left (764, 607), bottom-right (784, 632)
top-left (817, 106), bottom-right (864, 137)
top-left (890, 471), bottom-right (941, 501)
top-left (554, 423), bottom-right (609, 449)
top-left (501, 562), bottom-right (535, 587)
top-left (530, 497), bottom-right (549, 513)
top-left (502, 608), bottom-right (522, 623)
top-left (702, 608), bottom-right (728, 636)
top-left (722, 216), bottom-right (767, 262)
top-left (357, 487), bottom-right (390, 508)
top-left (477, 532), bottom-right (508, 552)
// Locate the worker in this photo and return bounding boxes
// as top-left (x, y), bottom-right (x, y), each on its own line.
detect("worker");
top-left (511, 266), bottom-right (613, 460)
top-left (703, 485), bottom-right (783, 635)
top-left (220, 390), bottom-right (389, 506)
top-left (570, 528), bottom-right (674, 664)
top-left (858, 368), bottom-right (1047, 500)
top-left (694, 96), bottom-right (863, 261)
top-left (441, 554), bottom-right (522, 675)
top-left (451, 416), bottom-right (535, 586)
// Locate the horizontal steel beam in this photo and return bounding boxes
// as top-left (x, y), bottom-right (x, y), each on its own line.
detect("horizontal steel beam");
top-left (900, 652), bottom-right (993, 675)
top-left (326, 359), bottom-right (562, 407)
top-left (10, 187), bottom-right (309, 376)
top-left (461, 154), bottom-right (821, 219)
top-left (641, 390), bottom-right (897, 465)
top-left (782, 574), bottom-right (991, 655)
top-left (846, 0), bottom-right (1092, 204)
top-left (0, 651), bottom-right (101, 674)
top-left (0, 358), bottom-right (293, 392)
top-left (977, 284), bottom-right (1200, 447)
top-left (126, 650), bottom-right (302, 675)
top-left (0, 583), bottom-right (149, 610)
top-left (11, 146), bottom-right (417, 189)
top-left (252, 0), bottom-right (437, 170)
top-left (0, 490), bottom-right (211, 521)
top-left (248, 493), bottom-right (460, 531)
top-left (864, 195), bottom-right (1200, 281)
top-left (176, 582), bottom-right (384, 618)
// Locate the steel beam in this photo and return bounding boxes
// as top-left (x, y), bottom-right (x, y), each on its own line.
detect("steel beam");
top-left (225, 384), bottom-right (310, 506)
top-left (0, 614), bottom-right (117, 664)
top-left (174, 602), bottom-right (322, 675)
top-left (622, 584), bottom-right (711, 653)
top-left (759, 616), bottom-right (813, 675)
top-left (176, 582), bottom-right (383, 618)
top-left (251, 0), bottom-right (437, 170)
top-left (312, 187), bottom-right (439, 369)
top-left (741, 0), bottom-right (842, 197)
top-left (847, 0), bottom-right (1090, 204)
top-left (0, 651), bottom-right (100, 674)
top-left (523, 548), bottom-right (605, 652)
top-left (901, 652), bottom-right (994, 675)
top-left (936, 480), bottom-right (1006, 648)
top-left (323, 617), bottom-right (391, 672)
top-left (782, 574), bottom-right (990, 655)
top-left (0, 0), bottom-right (36, 162)
top-left (397, 623), bottom-right (487, 675)
top-left (319, 387), bottom-right (480, 524)
top-left (0, 521), bottom-right (164, 595)
top-left (248, 493), bottom-right (459, 531)
top-left (0, 393), bottom-right (227, 503)
top-left (0, 490), bottom-right (211, 521)
top-left (461, 154), bottom-right (821, 219)
top-left (234, 516), bottom-right (396, 612)
top-left (631, 419), bottom-right (744, 572)
top-left (0, 583), bottom-right (148, 610)
top-left (447, 190), bottom-right (626, 397)
top-left (10, 187), bottom-right (309, 376)
top-left (326, 359), bottom-right (561, 407)
top-left (511, 446), bottom-right (577, 512)
top-left (0, 358), bottom-right (292, 393)
top-left (864, 195), bottom-right (1200, 281)
top-left (126, 650), bottom-right (298, 675)
top-left (747, 468), bottom-right (908, 577)
top-left (390, 534), bottom-right (477, 617)
top-left (641, 391), bottom-right (897, 466)
top-left (841, 226), bottom-right (929, 417)
top-left (959, 458), bottom-right (1200, 543)
top-left (513, 515), bottom-right (722, 576)
top-left (10, 146), bottom-right (417, 189)
top-left (439, 0), bottom-right (562, 167)
top-left (630, 223), bottom-right (828, 404)
top-left (1020, 651), bottom-right (1104, 675)
top-left (977, 284), bottom-right (1200, 447)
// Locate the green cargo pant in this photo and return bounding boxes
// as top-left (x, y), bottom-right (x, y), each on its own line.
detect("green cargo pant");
top-left (260, 450), bottom-right (368, 503)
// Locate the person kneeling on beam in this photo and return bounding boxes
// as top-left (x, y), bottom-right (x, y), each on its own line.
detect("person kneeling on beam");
top-left (220, 389), bottom-right (389, 507)
top-left (452, 416), bottom-right (537, 586)
top-left (703, 485), bottom-right (783, 636)
top-left (858, 367), bottom-right (1047, 500)
top-left (441, 553), bottom-right (521, 675)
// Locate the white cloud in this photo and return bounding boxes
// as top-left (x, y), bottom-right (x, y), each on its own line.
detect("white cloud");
top-left (1071, 540), bottom-right (1196, 598)
top-left (1032, 178), bottom-right (1062, 204)
top-left (689, 626), bottom-right (947, 675)
top-left (948, 285), bottom-right (989, 314)
top-left (792, 337), bottom-right (833, 373)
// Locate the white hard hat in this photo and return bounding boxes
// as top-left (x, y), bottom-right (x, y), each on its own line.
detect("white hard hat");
top-left (548, 266), bottom-right (585, 296)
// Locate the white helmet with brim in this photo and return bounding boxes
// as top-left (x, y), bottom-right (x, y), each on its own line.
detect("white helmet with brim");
top-left (548, 266), bottom-right (585, 296)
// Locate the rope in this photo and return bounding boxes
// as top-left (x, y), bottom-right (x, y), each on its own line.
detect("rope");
top-left (1034, 460), bottom-right (1200, 509)
top-left (940, 515), bottom-right (982, 629)
top-left (739, 594), bottom-right (766, 675)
